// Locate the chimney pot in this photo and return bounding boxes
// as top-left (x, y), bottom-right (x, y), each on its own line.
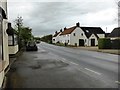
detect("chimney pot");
top-left (76, 22), bottom-right (80, 27)
top-left (55, 31), bottom-right (57, 34)
top-left (64, 27), bottom-right (67, 30)
top-left (60, 29), bottom-right (62, 32)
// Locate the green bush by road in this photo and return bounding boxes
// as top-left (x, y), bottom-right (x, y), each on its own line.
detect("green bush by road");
top-left (98, 38), bottom-right (111, 49)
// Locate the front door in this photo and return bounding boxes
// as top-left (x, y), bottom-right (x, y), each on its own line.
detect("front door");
top-left (79, 39), bottom-right (84, 46)
top-left (91, 39), bottom-right (95, 46)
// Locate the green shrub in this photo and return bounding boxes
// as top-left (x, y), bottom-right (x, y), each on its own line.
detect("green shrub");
top-left (98, 38), bottom-right (111, 49)
top-left (111, 39), bottom-right (120, 49)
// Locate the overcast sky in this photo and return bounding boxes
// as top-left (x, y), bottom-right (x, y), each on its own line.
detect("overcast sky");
top-left (8, 0), bottom-right (118, 37)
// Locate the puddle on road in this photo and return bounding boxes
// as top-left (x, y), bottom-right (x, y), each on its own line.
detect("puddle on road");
top-left (28, 59), bottom-right (69, 70)
top-left (29, 65), bottom-right (41, 69)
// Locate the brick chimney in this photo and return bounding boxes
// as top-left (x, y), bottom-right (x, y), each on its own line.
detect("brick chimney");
top-left (55, 31), bottom-right (57, 34)
top-left (64, 27), bottom-right (67, 30)
top-left (76, 22), bottom-right (80, 27)
top-left (60, 29), bottom-right (62, 32)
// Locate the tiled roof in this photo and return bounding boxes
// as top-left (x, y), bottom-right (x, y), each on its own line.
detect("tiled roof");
top-left (105, 33), bottom-right (110, 37)
top-left (53, 32), bottom-right (60, 37)
top-left (60, 26), bottom-right (77, 35)
top-left (58, 25), bottom-right (105, 39)
top-left (108, 27), bottom-right (120, 37)
top-left (80, 27), bottom-right (105, 38)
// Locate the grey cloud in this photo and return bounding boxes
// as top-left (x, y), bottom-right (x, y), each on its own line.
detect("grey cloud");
top-left (8, 1), bottom-right (117, 36)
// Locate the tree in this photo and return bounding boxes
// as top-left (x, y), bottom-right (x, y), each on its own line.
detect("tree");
top-left (14, 16), bottom-right (23, 49)
top-left (20, 27), bottom-right (33, 45)
top-left (40, 34), bottom-right (52, 44)
top-left (14, 16), bottom-right (33, 49)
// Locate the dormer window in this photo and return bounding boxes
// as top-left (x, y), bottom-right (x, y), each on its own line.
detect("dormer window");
top-left (86, 30), bottom-right (89, 33)
top-left (81, 33), bottom-right (83, 36)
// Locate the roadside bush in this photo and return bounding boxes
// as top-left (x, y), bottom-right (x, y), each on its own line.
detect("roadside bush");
top-left (56, 43), bottom-right (65, 46)
top-left (111, 39), bottom-right (120, 49)
top-left (98, 38), bottom-right (111, 49)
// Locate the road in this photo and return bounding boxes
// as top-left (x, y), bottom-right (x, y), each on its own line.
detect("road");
top-left (7, 42), bottom-right (119, 88)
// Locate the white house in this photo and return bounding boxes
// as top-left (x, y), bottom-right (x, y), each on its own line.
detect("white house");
top-left (0, 0), bottom-right (9, 88)
top-left (52, 29), bottom-right (62, 43)
top-left (58, 22), bottom-right (105, 46)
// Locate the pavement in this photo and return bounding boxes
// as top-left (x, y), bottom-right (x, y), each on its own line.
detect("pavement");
top-left (74, 46), bottom-right (120, 55)
top-left (5, 49), bottom-right (24, 89)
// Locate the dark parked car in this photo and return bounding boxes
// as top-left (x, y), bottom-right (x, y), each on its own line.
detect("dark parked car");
top-left (26, 41), bottom-right (38, 51)
top-left (36, 40), bottom-right (41, 44)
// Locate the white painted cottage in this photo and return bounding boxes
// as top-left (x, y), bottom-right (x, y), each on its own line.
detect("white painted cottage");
top-left (58, 22), bottom-right (105, 46)
top-left (52, 29), bottom-right (62, 43)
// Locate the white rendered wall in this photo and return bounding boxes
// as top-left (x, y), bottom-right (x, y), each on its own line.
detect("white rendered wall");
top-left (70, 27), bottom-right (87, 46)
top-left (9, 45), bottom-right (18, 55)
top-left (88, 34), bottom-right (98, 46)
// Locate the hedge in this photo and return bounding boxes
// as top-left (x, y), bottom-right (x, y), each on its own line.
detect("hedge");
top-left (111, 39), bottom-right (120, 49)
top-left (98, 38), bottom-right (111, 49)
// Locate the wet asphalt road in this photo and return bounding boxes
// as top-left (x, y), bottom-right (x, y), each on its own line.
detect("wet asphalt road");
top-left (7, 42), bottom-right (119, 88)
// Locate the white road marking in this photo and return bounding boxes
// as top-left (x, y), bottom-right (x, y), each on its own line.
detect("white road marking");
top-left (84, 68), bottom-right (102, 75)
top-left (115, 81), bottom-right (120, 84)
top-left (70, 62), bottom-right (79, 65)
top-left (61, 58), bottom-right (67, 63)
top-left (61, 58), bottom-right (79, 66)
top-left (62, 58), bottom-right (66, 61)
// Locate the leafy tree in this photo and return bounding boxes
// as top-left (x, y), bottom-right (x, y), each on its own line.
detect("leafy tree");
top-left (20, 27), bottom-right (33, 45)
top-left (34, 37), bottom-right (41, 40)
top-left (14, 16), bottom-right (33, 49)
top-left (40, 34), bottom-right (52, 44)
top-left (14, 16), bottom-right (23, 49)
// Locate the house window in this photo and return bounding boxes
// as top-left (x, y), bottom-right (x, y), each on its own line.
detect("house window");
top-left (73, 33), bottom-right (75, 36)
top-left (0, 14), bottom-right (3, 61)
top-left (68, 40), bottom-right (69, 43)
top-left (81, 33), bottom-right (83, 36)
top-left (14, 35), bottom-right (18, 45)
top-left (8, 35), bottom-right (18, 46)
top-left (8, 36), bottom-right (13, 45)
top-left (86, 30), bottom-right (89, 33)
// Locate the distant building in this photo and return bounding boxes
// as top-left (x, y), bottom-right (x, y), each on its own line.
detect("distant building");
top-left (53, 22), bottom-right (105, 46)
top-left (52, 29), bottom-right (62, 43)
top-left (107, 27), bottom-right (120, 39)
